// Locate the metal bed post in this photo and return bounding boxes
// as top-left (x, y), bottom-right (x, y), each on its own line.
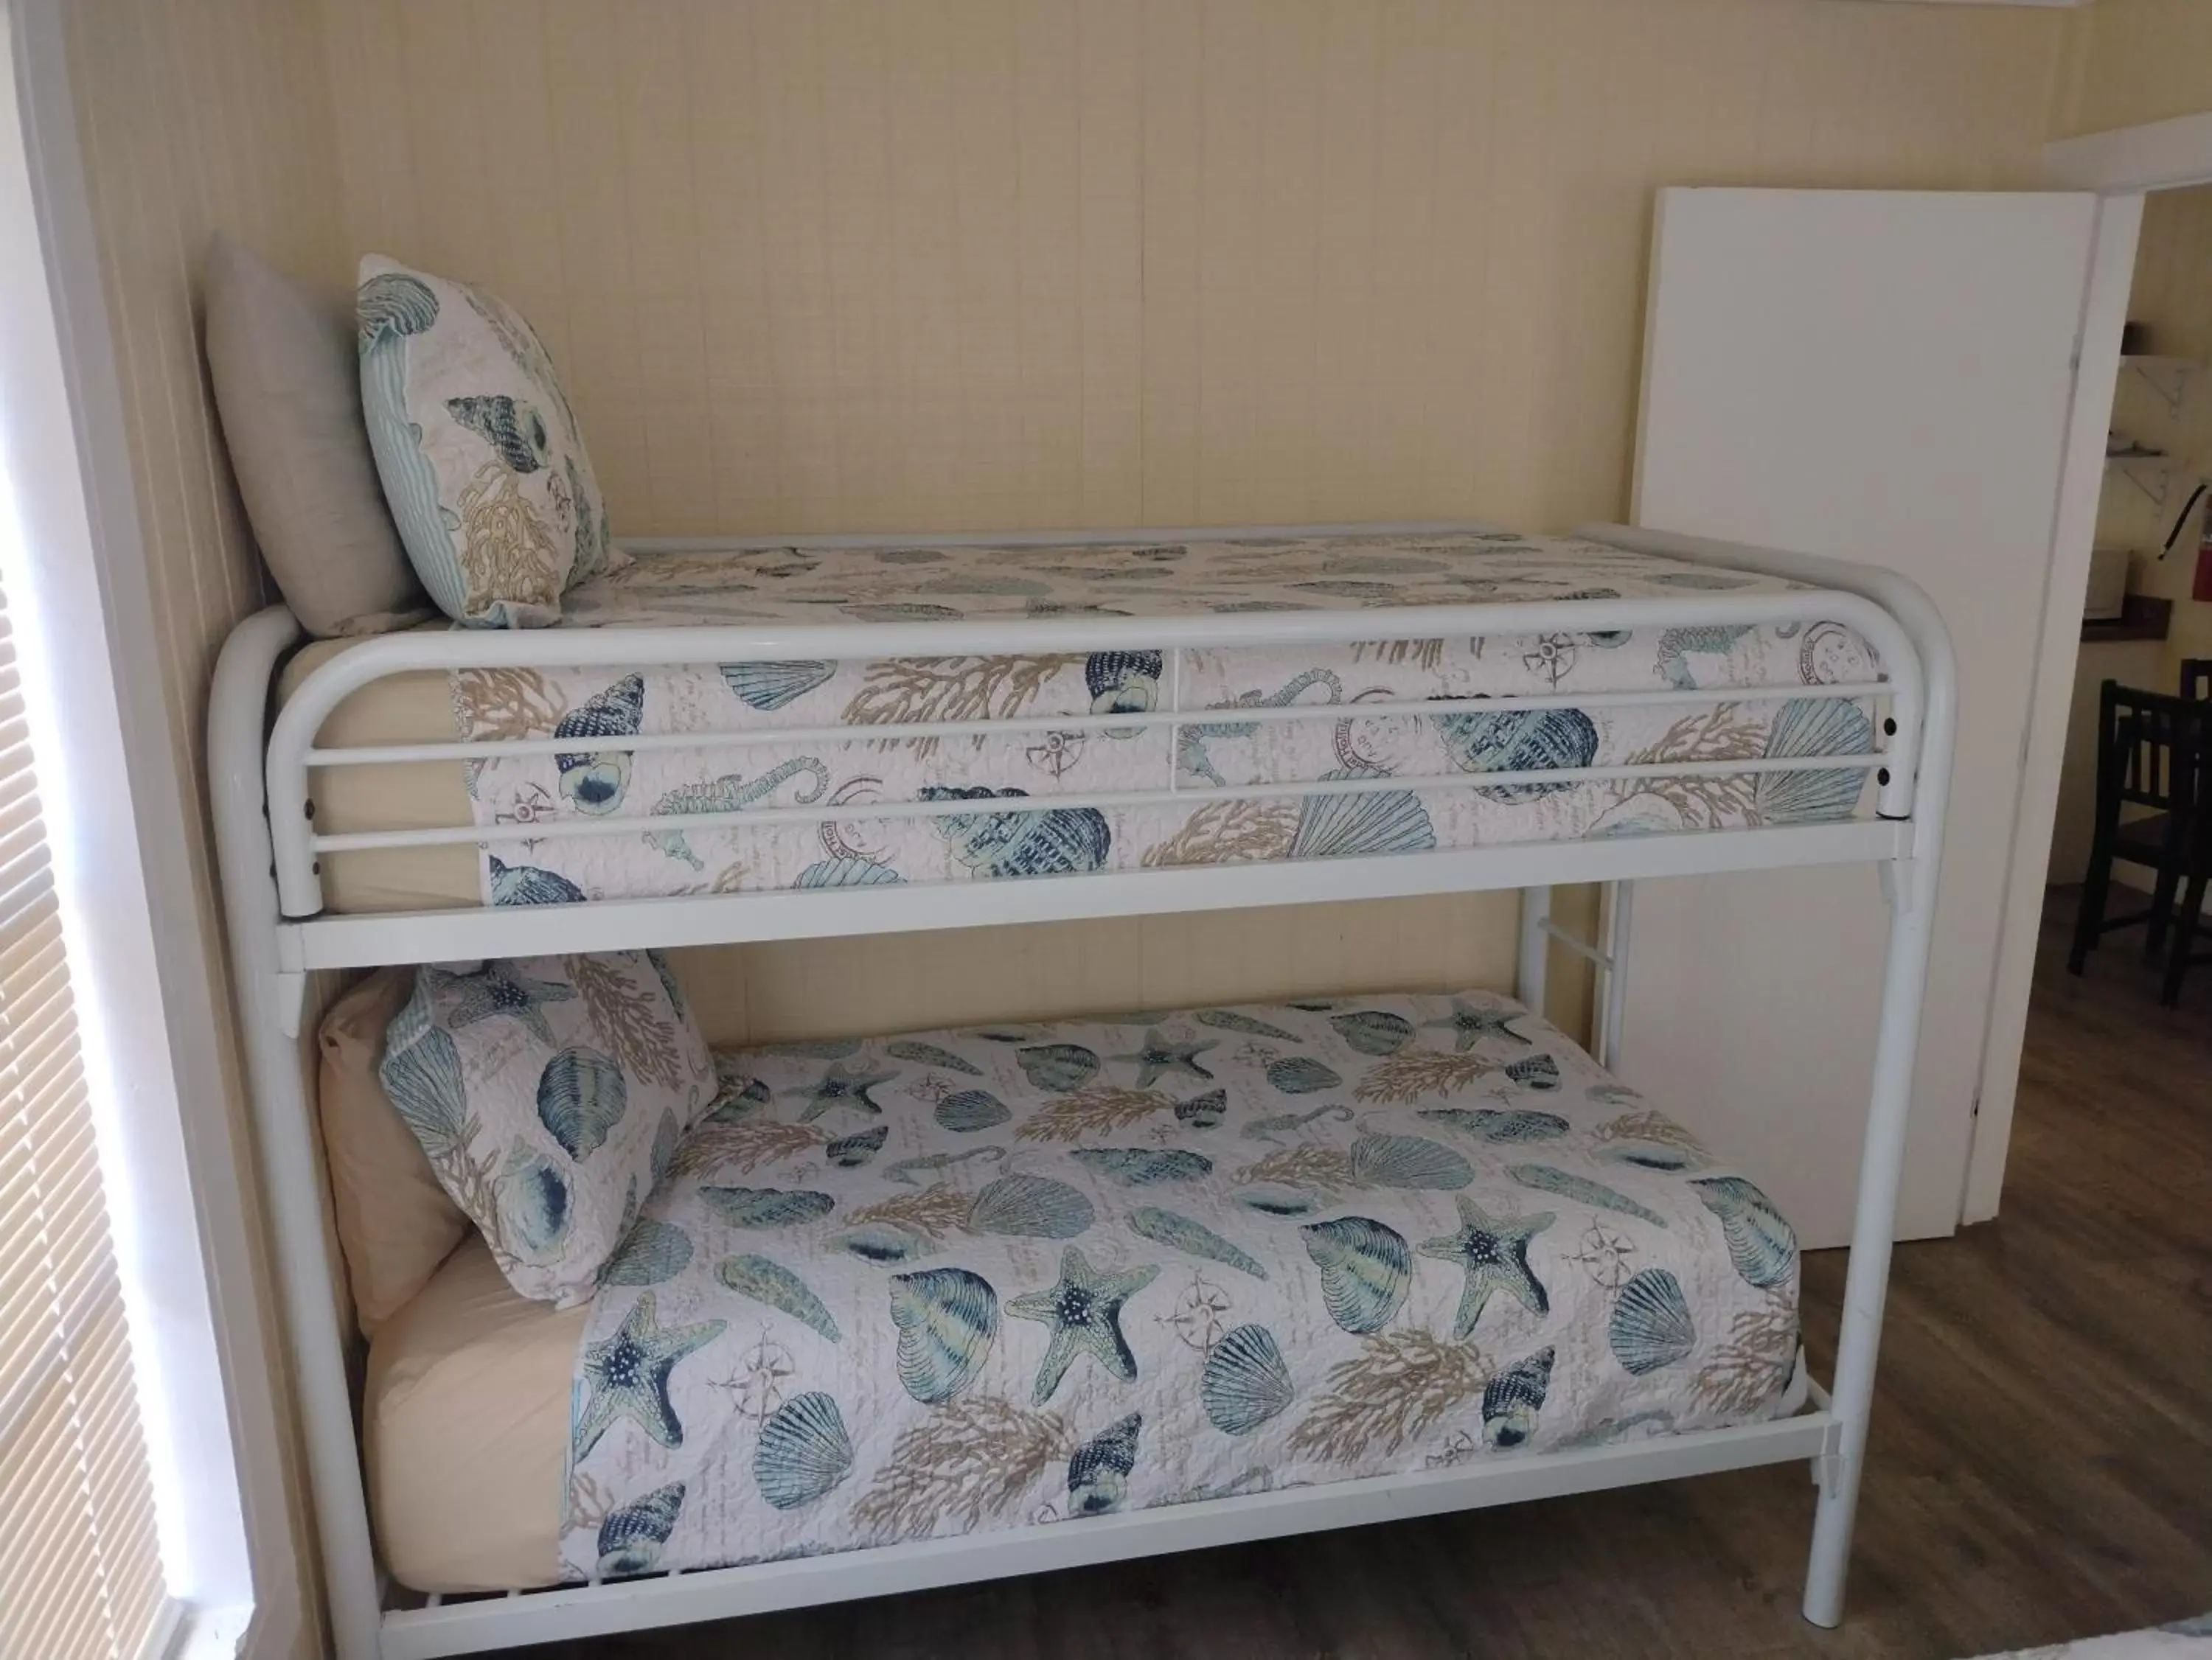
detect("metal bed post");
top-left (1801, 843), bottom-right (1940, 1625)
top-left (209, 608), bottom-right (387, 1660)
top-left (1578, 523), bottom-right (1958, 1628)
top-left (1517, 886), bottom-right (1551, 1019)
top-left (1597, 882), bottom-right (1635, 1071)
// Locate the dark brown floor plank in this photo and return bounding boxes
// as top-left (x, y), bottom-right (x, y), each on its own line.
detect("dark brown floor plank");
top-left (542, 893), bottom-right (2212, 1659)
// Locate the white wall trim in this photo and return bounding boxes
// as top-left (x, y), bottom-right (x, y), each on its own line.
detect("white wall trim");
top-left (3, 2), bottom-right (302, 1653)
top-left (2045, 111), bottom-right (2212, 195)
top-left (1961, 189), bottom-right (2143, 1224)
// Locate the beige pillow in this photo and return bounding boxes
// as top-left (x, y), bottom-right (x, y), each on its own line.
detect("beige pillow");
top-left (204, 234), bottom-right (431, 638)
top-left (319, 967), bottom-right (468, 1334)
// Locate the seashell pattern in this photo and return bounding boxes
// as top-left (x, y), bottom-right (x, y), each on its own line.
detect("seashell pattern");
top-left (1432, 707), bottom-right (1600, 801)
top-left (886, 1040), bottom-right (983, 1075)
top-left (487, 855), bottom-right (588, 907)
top-left (1127, 1207), bottom-right (1267, 1279)
top-left (1419, 1107), bottom-right (1569, 1143)
top-left (553, 675), bottom-right (644, 815)
top-left (1175, 1088), bottom-right (1228, 1129)
top-left (1267, 1056), bottom-right (1343, 1095)
top-left (720, 660), bottom-right (836, 711)
top-left (1690, 1176), bottom-right (1798, 1289)
top-left (1330, 1011), bottom-right (1414, 1055)
top-left (919, 786), bottom-right (1112, 879)
top-left (1608, 1269), bottom-right (1694, 1375)
top-left (1509, 1165), bottom-right (1667, 1230)
top-left (826, 1126), bottom-right (889, 1168)
top-left (699, 1187), bottom-right (837, 1229)
top-left (1755, 699), bottom-right (1874, 826)
top-left (558, 985), bottom-right (1802, 1578)
top-left (1085, 650), bottom-right (1164, 716)
top-left (597, 1481), bottom-right (685, 1577)
top-left (1017, 1044), bottom-right (1101, 1092)
top-left (1287, 773), bottom-right (1438, 860)
top-left (1301, 1216), bottom-right (1411, 1334)
top-left (1069, 1148), bottom-right (1213, 1186)
top-left (1067, 1412), bottom-right (1143, 1516)
top-left (716, 1254), bottom-right (841, 1343)
top-left (1194, 1009), bottom-right (1301, 1039)
top-left (1481, 1346), bottom-right (1555, 1449)
top-left (495, 1145), bottom-right (571, 1258)
top-left (754, 1392), bottom-right (855, 1510)
top-left (967, 1173), bottom-right (1095, 1239)
top-left (888, 1267), bottom-right (999, 1403)
top-left (1351, 1134), bottom-right (1474, 1190)
top-left (601, 1220), bottom-right (693, 1288)
top-left (536, 1046), bottom-right (628, 1160)
top-left (1504, 1055), bottom-right (1562, 1092)
top-left (830, 1223), bottom-right (931, 1264)
top-left (935, 1090), bottom-right (1012, 1133)
top-left (1203, 1323), bottom-right (1295, 1434)
top-left (796, 857), bottom-right (903, 889)
top-left (1237, 1185), bottom-right (1321, 1218)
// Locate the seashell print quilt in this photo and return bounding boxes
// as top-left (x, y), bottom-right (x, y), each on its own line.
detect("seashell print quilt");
top-left (560, 991), bottom-right (1804, 1581)
top-left (439, 531), bottom-right (1886, 905)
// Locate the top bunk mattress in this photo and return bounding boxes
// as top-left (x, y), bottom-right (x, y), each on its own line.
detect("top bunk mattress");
top-left (282, 530), bottom-right (1888, 914)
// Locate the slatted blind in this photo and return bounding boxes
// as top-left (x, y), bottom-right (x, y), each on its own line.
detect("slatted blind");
top-left (0, 584), bottom-right (167, 1660)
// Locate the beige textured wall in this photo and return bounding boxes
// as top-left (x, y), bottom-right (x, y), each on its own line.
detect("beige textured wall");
top-left (58, 0), bottom-right (348, 1647)
top-left (2055, 0), bottom-right (2212, 139)
top-left (315, 0), bottom-right (2072, 1046)
top-left (323, 0), bottom-right (2070, 540)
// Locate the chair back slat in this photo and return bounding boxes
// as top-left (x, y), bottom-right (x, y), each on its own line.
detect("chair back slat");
top-left (2100, 683), bottom-right (2208, 815)
top-left (2183, 658), bottom-right (2212, 704)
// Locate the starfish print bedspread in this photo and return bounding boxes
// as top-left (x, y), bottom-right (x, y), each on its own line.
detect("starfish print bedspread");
top-left (560, 991), bottom-right (1803, 1580)
top-left (447, 531), bottom-right (1887, 904)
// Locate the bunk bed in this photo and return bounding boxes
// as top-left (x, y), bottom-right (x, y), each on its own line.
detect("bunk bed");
top-left (209, 519), bottom-right (1954, 1660)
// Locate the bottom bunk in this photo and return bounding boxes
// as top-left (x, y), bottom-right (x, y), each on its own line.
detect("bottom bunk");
top-left (339, 982), bottom-right (1810, 1597)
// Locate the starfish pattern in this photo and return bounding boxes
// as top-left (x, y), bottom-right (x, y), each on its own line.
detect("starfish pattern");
top-left (785, 1060), bottom-right (897, 1122)
top-left (1417, 1196), bottom-right (1554, 1339)
top-left (1006, 1246), bottom-right (1161, 1404)
top-left (1420, 1000), bottom-right (1533, 1054)
top-left (1110, 1028), bottom-right (1218, 1089)
top-left (428, 961), bottom-right (577, 1044)
top-left (572, 1291), bottom-right (727, 1460)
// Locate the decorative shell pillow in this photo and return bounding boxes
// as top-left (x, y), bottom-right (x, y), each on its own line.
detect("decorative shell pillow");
top-left (377, 952), bottom-right (714, 1306)
top-left (355, 254), bottom-right (620, 627)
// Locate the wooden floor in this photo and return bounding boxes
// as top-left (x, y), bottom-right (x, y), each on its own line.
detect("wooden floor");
top-left (547, 895), bottom-right (2212, 1659)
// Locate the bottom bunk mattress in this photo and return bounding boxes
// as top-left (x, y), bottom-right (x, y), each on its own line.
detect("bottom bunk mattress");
top-left (364, 989), bottom-right (1804, 1592)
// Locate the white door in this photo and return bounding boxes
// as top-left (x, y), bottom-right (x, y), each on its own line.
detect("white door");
top-left (1627, 187), bottom-right (2098, 1246)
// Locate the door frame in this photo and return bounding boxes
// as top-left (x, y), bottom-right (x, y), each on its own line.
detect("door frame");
top-left (1961, 115), bottom-right (2212, 1224)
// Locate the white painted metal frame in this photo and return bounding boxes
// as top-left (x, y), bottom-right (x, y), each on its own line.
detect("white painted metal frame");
top-left (207, 521), bottom-right (1954, 1659)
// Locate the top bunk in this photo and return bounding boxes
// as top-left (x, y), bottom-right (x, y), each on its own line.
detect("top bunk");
top-left (211, 521), bottom-right (1954, 975)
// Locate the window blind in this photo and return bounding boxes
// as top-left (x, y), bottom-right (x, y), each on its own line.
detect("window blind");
top-left (0, 585), bottom-right (167, 1660)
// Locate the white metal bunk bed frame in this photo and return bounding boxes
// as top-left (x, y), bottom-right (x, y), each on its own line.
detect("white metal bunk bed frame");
top-left (206, 520), bottom-right (1955, 1660)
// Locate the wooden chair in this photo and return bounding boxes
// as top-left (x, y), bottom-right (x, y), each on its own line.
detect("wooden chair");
top-left (2184, 658), bottom-right (2212, 703)
top-left (2157, 709), bottom-right (2212, 1005)
top-left (2068, 683), bottom-right (2210, 1001)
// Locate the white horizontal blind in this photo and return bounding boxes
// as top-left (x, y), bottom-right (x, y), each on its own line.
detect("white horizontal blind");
top-left (0, 585), bottom-right (166, 1660)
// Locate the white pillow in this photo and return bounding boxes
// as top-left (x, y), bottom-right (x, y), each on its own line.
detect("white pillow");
top-left (355, 255), bottom-right (620, 627)
top-left (203, 235), bottom-right (431, 637)
top-left (378, 952), bottom-right (714, 1307)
